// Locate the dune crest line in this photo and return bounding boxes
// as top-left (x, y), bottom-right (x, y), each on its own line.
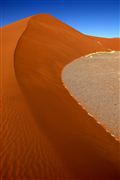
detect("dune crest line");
top-left (1, 16), bottom-right (70, 179)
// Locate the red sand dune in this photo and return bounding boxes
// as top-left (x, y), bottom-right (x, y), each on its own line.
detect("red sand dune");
top-left (1, 14), bottom-right (120, 179)
top-left (92, 36), bottom-right (120, 51)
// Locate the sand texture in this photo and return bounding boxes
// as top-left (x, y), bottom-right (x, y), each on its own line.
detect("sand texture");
top-left (1, 14), bottom-right (120, 179)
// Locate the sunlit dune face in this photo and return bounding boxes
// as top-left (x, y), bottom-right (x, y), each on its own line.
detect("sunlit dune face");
top-left (1, 13), bottom-right (120, 179)
top-left (62, 51), bottom-right (120, 139)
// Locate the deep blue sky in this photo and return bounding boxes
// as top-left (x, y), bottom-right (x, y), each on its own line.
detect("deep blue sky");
top-left (1, 0), bottom-right (119, 37)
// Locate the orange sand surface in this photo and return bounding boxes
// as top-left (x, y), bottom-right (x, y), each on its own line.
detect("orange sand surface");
top-left (1, 14), bottom-right (120, 179)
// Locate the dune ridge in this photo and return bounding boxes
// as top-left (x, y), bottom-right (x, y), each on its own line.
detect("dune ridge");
top-left (1, 16), bottom-right (69, 179)
top-left (1, 14), bottom-right (120, 179)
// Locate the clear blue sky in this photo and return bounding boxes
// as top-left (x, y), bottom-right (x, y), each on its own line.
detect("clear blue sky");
top-left (1, 0), bottom-right (119, 37)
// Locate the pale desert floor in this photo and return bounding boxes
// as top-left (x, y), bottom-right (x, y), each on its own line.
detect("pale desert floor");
top-left (62, 51), bottom-right (120, 139)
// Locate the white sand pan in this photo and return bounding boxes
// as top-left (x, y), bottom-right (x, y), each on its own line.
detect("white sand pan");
top-left (62, 51), bottom-right (120, 139)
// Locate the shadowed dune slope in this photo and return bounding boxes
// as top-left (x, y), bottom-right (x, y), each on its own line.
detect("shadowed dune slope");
top-left (1, 17), bottom-right (70, 179)
top-left (14, 14), bottom-right (120, 179)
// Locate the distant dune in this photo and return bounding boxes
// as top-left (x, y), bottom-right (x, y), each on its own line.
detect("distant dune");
top-left (1, 14), bottom-right (120, 179)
